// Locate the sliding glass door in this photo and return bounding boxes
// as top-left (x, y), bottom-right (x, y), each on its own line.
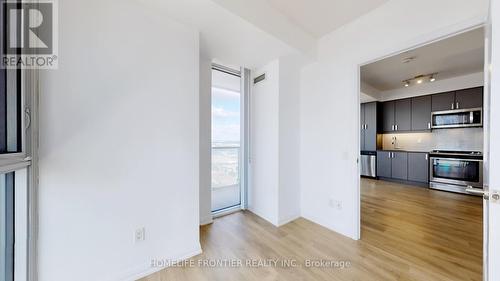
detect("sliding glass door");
top-left (0, 173), bottom-right (14, 281)
top-left (211, 66), bottom-right (242, 212)
top-left (0, 2), bottom-right (33, 280)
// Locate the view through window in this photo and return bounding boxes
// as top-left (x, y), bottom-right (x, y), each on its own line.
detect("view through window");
top-left (211, 67), bottom-right (241, 212)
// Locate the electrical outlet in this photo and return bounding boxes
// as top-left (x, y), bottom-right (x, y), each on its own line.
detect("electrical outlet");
top-left (335, 201), bottom-right (342, 210)
top-left (134, 227), bottom-right (146, 243)
top-left (329, 199), bottom-right (342, 210)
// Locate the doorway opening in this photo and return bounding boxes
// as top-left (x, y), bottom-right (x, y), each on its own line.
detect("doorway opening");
top-left (211, 64), bottom-right (243, 213)
top-left (358, 26), bottom-right (486, 281)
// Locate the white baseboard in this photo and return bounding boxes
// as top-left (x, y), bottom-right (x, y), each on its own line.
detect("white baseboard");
top-left (277, 214), bottom-right (300, 227)
top-left (247, 208), bottom-right (279, 226)
top-left (200, 215), bottom-right (213, 226)
top-left (112, 246), bottom-right (202, 281)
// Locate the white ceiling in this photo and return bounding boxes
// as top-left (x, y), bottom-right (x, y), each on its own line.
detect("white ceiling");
top-left (266, 0), bottom-right (389, 38)
top-left (140, 0), bottom-right (395, 69)
top-left (361, 28), bottom-right (485, 91)
top-left (139, 0), bottom-right (297, 69)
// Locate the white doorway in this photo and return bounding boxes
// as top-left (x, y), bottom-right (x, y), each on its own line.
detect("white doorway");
top-left (358, 24), bottom-right (490, 280)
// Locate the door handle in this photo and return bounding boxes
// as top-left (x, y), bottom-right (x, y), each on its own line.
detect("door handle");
top-left (465, 186), bottom-right (488, 199)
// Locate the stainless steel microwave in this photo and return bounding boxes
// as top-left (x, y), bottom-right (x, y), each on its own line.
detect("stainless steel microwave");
top-left (431, 107), bottom-right (482, 129)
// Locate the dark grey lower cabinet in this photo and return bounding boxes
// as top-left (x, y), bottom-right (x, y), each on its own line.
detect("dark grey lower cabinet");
top-left (377, 151), bottom-right (392, 178)
top-left (376, 151), bottom-right (430, 186)
top-left (391, 152), bottom-right (408, 180)
top-left (408, 152), bottom-right (429, 183)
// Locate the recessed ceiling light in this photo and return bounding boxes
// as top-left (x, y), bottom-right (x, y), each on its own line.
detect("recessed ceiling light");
top-left (404, 81), bottom-right (410, 87)
top-left (430, 76), bottom-right (436, 82)
top-left (417, 79), bottom-right (423, 84)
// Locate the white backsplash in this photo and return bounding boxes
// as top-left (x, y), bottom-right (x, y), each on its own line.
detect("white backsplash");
top-left (381, 128), bottom-right (483, 152)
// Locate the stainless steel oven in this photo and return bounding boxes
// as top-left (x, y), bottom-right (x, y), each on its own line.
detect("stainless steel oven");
top-left (429, 150), bottom-right (483, 195)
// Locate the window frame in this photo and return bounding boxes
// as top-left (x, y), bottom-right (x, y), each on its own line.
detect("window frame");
top-left (0, 1), bottom-right (39, 280)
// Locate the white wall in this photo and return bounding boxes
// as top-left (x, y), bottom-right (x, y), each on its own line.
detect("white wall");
top-left (249, 57), bottom-right (302, 226)
top-left (140, 0), bottom-right (297, 70)
top-left (278, 56), bottom-right (302, 225)
top-left (38, 1), bottom-right (201, 280)
top-left (379, 72), bottom-right (484, 101)
top-left (199, 56), bottom-right (212, 225)
top-left (249, 60), bottom-right (280, 225)
top-left (300, 0), bottom-right (488, 239)
top-left (360, 81), bottom-right (379, 102)
top-left (360, 92), bottom-right (377, 103)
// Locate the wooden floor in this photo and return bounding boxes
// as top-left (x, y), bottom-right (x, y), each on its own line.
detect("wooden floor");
top-left (140, 179), bottom-right (483, 281)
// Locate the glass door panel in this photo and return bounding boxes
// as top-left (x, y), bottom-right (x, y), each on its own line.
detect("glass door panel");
top-left (0, 173), bottom-right (14, 281)
top-left (211, 67), bottom-right (241, 212)
top-left (432, 159), bottom-right (481, 182)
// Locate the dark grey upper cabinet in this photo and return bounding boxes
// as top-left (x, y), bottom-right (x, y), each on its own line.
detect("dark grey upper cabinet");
top-left (360, 104), bottom-right (365, 151)
top-left (364, 102), bottom-right (377, 151)
top-left (411, 95), bottom-right (431, 131)
top-left (408, 152), bottom-right (429, 183)
top-left (394, 99), bottom-right (411, 131)
top-left (432, 91), bottom-right (455, 111)
top-left (377, 151), bottom-right (392, 178)
top-left (391, 152), bottom-right (408, 180)
top-left (381, 101), bottom-right (395, 132)
top-left (455, 87), bottom-right (483, 109)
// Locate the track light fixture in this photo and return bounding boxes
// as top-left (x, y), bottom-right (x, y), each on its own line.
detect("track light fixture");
top-left (402, 73), bottom-right (438, 87)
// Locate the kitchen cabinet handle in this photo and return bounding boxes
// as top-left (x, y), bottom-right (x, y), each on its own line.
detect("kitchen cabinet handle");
top-left (456, 102), bottom-right (460, 109)
top-left (451, 102), bottom-right (455, 110)
top-left (388, 153), bottom-right (391, 159)
top-left (395, 124), bottom-right (398, 131)
top-left (391, 125), bottom-right (395, 131)
top-left (365, 124), bottom-right (368, 130)
top-left (425, 154), bottom-right (428, 160)
top-left (428, 122), bottom-right (431, 129)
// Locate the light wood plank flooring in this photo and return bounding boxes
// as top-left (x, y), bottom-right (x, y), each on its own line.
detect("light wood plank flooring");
top-left (140, 179), bottom-right (482, 281)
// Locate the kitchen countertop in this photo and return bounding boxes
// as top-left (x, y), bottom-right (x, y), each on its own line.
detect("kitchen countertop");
top-left (377, 149), bottom-right (430, 153)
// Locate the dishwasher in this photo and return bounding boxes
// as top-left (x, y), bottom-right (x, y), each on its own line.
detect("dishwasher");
top-left (360, 151), bottom-right (377, 178)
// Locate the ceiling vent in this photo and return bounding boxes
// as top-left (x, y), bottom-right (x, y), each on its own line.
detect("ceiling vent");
top-left (402, 56), bottom-right (416, 64)
top-left (253, 73), bottom-right (266, 84)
